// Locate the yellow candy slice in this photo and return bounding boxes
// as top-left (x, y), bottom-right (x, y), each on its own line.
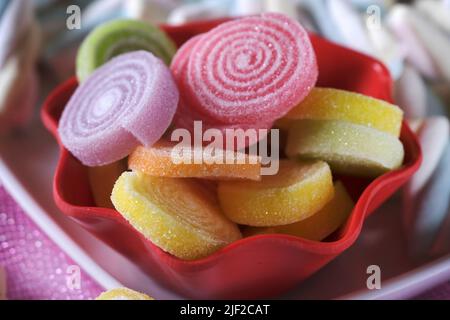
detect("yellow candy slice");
top-left (111, 172), bottom-right (241, 260)
top-left (286, 119), bottom-right (405, 177)
top-left (244, 181), bottom-right (354, 241)
top-left (88, 160), bottom-right (127, 208)
top-left (217, 160), bottom-right (334, 227)
top-left (96, 288), bottom-right (154, 300)
top-left (277, 88), bottom-right (403, 137)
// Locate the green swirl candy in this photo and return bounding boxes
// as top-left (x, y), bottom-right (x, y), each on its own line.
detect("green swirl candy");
top-left (76, 19), bottom-right (177, 82)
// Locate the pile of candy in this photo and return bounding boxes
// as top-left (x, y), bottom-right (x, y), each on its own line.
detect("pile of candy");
top-left (58, 13), bottom-right (404, 260)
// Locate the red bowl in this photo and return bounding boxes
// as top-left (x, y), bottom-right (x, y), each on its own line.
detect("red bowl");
top-left (41, 19), bottom-right (422, 299)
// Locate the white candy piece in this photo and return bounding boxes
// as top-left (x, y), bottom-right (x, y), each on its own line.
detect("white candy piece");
top-left (231, 0), bottom-right (266, 16)
top-left (416, 0), bottom-right (450, 35)
top-left (404, 142), bottom-right (450, 259)
top-left (367, 23), bottom-right (404, 80)
top-left (0, 266), bottom-right (6, 300)
top-left (403, 6), bottom-right (450, 83)
top-left (394, 64), bottom-right (427, 119)
top-left (168, 0), bottom-right (232, 25)
top-left (125, 0), bottom-right (178, 23)
top-left (387, 5), bottom-right (439, 80)
top-left (0, 0), bottom-right (33, 67)
top-left (83, 0), bottom-right (124, 25)
top-left (300, 0), bottom-right (346, 46)
top-left (0, 22), bottom-right (40, 132)
top-left (405, 117), bottom-right (449, 197)
top-left (327, 0), bottom-right (375, 55)
top-left (265, 0), bottom-right (299, 20)
top-left (431, 205), bottom-right (450, 257)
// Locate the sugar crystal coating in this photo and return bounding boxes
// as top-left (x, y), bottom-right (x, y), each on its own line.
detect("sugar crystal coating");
top-left (170, 34), bottom-right (274, 144)
top-left (286, 119), bottom-right (405, 177)
top-left (59, 51), bottom-right (179, 167)
top-left (76, 19), bottom-right (176, 82)
top-left (278, 88), bottom-right (403, 137)
top-left (129, 142), bottom-right (262, 181)
top-left (185, 13), bottom-right (318, 124)
top-left (244, 181), bottom-right (354, 241)
top-left (111, 171), bottom-right (242, 260)
top-left (217, 160), bottom-right (334, 227)
top-left (96, 288), bottom-right (154, 300)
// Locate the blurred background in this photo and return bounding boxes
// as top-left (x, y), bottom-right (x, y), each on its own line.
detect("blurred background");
top-left (0, 0), bottom-right (449, 300)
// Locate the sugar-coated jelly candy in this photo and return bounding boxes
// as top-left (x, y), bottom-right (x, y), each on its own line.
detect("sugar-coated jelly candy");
top-left (217, 160), bottom-right (334, 227)
top-left (88, 160), bottom-right (127, 208)
top-left (278, 88), bottom-right (403, 137)
top-left (96, 288), bottom-right (154, 300)
top-left (111, 172), bottom-right (242, 260)
top-left (59, 51), bottom-right (179, 167)
top-left (185, 13), bottom-right (318, 125)
top-left (76, 19), bottom-right (176, 82)
top-left (170, 34), bottom-right (274, 142)
top-left (286, 119), bottom-right (405, 177)
top-left (244, 181), bottom-right (354, 241)
top-left (128, 142), bottom-right (261, 181)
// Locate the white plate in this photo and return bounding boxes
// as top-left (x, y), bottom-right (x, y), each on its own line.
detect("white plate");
top-left (1, 113), bottom-right (450, 300)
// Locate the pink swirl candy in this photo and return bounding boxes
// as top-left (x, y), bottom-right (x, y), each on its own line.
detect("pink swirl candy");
top-left (186, 13), bottom-right (318, 124)
top-left (59, 51), bottom-right (179, 166)
top-left (171, 35), bottom-right (273, 148)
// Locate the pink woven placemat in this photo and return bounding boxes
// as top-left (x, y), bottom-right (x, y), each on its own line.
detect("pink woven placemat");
top-left (0, 184), bottom-right (449, 300)
top-left (0, 185), bottom-right (103, 300)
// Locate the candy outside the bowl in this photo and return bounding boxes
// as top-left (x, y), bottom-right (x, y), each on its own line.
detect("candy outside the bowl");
top-left (96, 287), bottom-right (154, 300)
top-left (395, 64), bottom-right (428, 119)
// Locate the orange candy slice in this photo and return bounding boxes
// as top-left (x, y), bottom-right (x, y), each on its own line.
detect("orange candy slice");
top-left (217, 160), bottom-right (334, 227)
top-left (111, 171), bottom-right (242, 260)
top-left (244, 182), bottom-right (354, 241)
top-left (128, 141), bottom-right (261, 181)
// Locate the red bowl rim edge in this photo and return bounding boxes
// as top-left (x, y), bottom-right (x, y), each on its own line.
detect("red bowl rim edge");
top-left (39, 20), bottom-right (423, 270)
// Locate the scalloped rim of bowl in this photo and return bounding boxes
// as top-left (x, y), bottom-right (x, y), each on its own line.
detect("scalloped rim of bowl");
top-left (40, 19), bottom-right (422, 270)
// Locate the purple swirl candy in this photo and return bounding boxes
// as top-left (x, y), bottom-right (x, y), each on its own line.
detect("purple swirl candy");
top-left (59, 51), bottom-right (179, 166)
